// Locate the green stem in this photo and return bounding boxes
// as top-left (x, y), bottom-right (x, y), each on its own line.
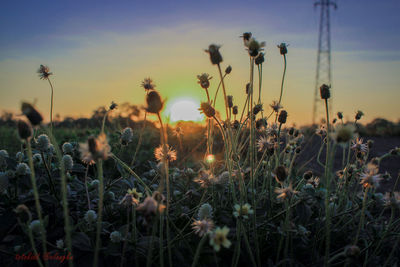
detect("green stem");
top-left (191, 235), bottom-right (207, 267)
top-left (93, 159), bottom-right (104, 267)
top-left (47, 78), bottom-right (54, 135)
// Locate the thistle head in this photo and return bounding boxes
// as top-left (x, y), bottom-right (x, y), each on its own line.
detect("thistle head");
top-left (205, 44), bottom-right (223, 65)
top-left (145, 90), bottom-right (164, 114)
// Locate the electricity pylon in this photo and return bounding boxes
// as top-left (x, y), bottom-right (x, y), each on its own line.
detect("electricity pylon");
top-left (312, 0), bottom-right (337, 125)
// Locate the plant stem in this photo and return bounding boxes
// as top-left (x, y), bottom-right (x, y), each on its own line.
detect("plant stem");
top-left (191, 235), bottom-right (207, 267)
top-left (47, 78), bottom-right (54, 135)
top-left (93, 159), bottom-right (104, 267)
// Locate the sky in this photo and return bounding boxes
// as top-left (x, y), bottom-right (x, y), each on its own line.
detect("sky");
top-left (0, 0), bottom-right (399, 125)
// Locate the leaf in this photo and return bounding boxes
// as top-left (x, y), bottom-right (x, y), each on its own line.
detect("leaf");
top-left (72, 232), bottom-right (92, 251)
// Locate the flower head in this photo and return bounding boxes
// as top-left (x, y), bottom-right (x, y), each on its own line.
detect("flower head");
top-left (154, 144), bottom-right (177, 162)
top-left (137, 192), bottom-right (166, 217)
top-left (194, 170), bottom-right (215, 188)
top-left (192, 219), bottom-right (214, 237)
top-left (274, 165), bottom-right (288, 184)
top-left (278, 110), bottom-right (288, 124)
top-left (319, 84), bottom-right (331, 100)
top-left (270, 100), bottom-right (283, 113)
top-left (205, 44), bottom-right (223, 65)
top-left (141, 78), bottom-right (156, 91)
top-left (246, 37), bottom-right (266, 57)
top-left (331, 124), bottom-right (356, 144)
top-left (145, 90), bottom-right (164, 114)
top-left (359, 163), bottom-right (382, 189)
top-left (84, 210), bottom-right (97, 224)
top-left (199, 102), bottom-right (216, 118)
top-left (355, 110), bottom-right (364, 121)
top-left (37, 65), bottom-right (52, 80)
top-left (80, 133), bottom-right (111, 164)
top-left (209, 226), bottom-right (231, 252)
top-left (120, 188), bottom-right (143, 206)
top-left (120, 127), bottom-right (133, 145)
top-left (233, 203), bottom-right (254, 219)
top-left (197, 73), bottom-right (212, 89)
top-left (256, 136), bottom-right (270, 152)
top-left (17, 120), bottom-right (32, 140)
top-left (110, 231), bottom-right (122, 243)
top-left (351, 138), bottom-right (368, 153)
top-left (277, 43), bottom-right (288, 55)
top-left (21, 102), bottom-right (43, 126)
top-left (275, 183), bottom-right (298, 201)
top-left (36, 134), bottom-right (51, 152)
top-left (198, 203), bottom-right (213, 220)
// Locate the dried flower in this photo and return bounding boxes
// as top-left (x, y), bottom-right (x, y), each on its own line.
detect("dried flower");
top-left (205, 44), bottom-right (223, 65)
top-left (225, 65), bottom-right (232, 74)
top-left (233, 203), bottom-right (254, 219)
top-left (278, 110), bottom-right (288, 124)
top-left (270, 100), bottom-right (283, 113)
top-left (37, 65), bottom-right (52, 80)
top-left (247, 38), bottom-right (266, 57)
top-left (194, 170), bottom-right (215, 188)
top-left (56, 239), bottom-right (64, 249)
top-left (277, 43), bottom-right (288, 55)
top-left (274, 165), bottom-right (288, 184)
top-left (240, 32), bottom-right (252, 46)
top-left (199, 102), bottom-right (216, 118)
top-left (316, 125), bottom-right (326, 136)
top-left (141, 78), bottom-right (156, 91)
top-left (198, 203), bottom-right (213, 220)
top-left (257, 136), bottom-right (270, 152)
top-left (337, 112), bottom-right (343, 120)
top-left (145, 90), bottom-right (164, 114)
top-left (84, 210), bottom-right (97, 224)
top-left (137, 192), bottom-right (166, 216)
top-left (154, 144), bottom-right (177, 162)
top-left (307, 176), bottom-right (320, 188)
top-left (319, 84), bottom-right (331, 100)
top-left (21, 102), bottom-right (43, 126)
top-left (232, 106), bottom-right (238, 115)
top-left (355, 110), bottom-right (364, 121)
top-left (197, 73), bottom-right (212, 89)
top-left (331, 124), bottom-right (356, 144)
top-left (359, 164), bottom-right (382, 189)
top-left (255, 52), bottom-right (265, 65)
top-left (120, 127), bottom-right (133, 145)
top-left (351, 138), bottom-right (368, 153)
top-left (80, 133), bottom-right (111, 163)
top-left (227, 95), bottom-right (233, 108)
top-left (192, 219), bottom-right (214, 237)
top-left (209, 226), bottom-right (231, 252)
top-left (110, 231), bottom-right (122, 243)
top-left (36, 134), bottom-right (51, 152)
top-left (253, 104), bottom-right (263, 115)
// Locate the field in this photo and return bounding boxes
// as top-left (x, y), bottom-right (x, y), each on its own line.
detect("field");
top-left (0, 35), bottom-right (400, 267)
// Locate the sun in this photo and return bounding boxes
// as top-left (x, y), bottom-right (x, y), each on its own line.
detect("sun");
top-left (165, 97), bottom-right (204, 122)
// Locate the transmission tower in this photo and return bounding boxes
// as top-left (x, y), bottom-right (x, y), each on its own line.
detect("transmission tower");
top-left (312, 0), bottom-right (337, 125)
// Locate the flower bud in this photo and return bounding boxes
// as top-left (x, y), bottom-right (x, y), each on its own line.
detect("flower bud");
top-left (145, 90), bottom-right (164, 114)
top-left (355, 110), bottom-right (364, 121)
top-left (21, 102), bottom-right (43, 126)
top-left (255, 52), bottom-right (265, 65)
top-left (199, 102), bottom-right (215, 118)
top-left (232, 106), bottom-right (238, 115)
top-left (17, 120), bottom-right (32, 140)
top-left (278, 110), bottom-right (288, 124)
top-left (205, 44), bottom-right (223, 65)
top-left (319, 84), bottom-right (331, 100)
top-left (253, 104), bottom-right (263, 115)
top-left (225, 65), bottom-right (232, 74)
top-left (277, 43), bottom-right (288, 55)
top-left (274, 165), bottom-right (288, 183)
top-left (227, 95), bottom-right (233, 108)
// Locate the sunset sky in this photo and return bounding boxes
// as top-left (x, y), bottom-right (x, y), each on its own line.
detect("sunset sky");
top-left (1, 0), bottom-right (399, 125)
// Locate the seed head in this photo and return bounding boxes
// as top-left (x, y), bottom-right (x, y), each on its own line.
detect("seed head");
top-left (109, 101), bottom-right (118, 110)
top-left (62, 142), bottom-right (74, 154)
top-left (36, 134), bottom-right (50, 152)
top-left (205, 44), bottom-right (223, 65)
top-left (227, 95), bottom-right (233, 108)
top-left (17, 120), bottom-right (32, 140)
top-left (120, 127), bottom-right (133, 145)
top-left (253, 104), bottom-right (263, 115)
top-left (199, 102), bottom-right (215, 118)
top-left (198, 203), bottom-right (213, 220)
top-left (270, 100), bottom-right (283, 113)
top-left (232, 105), bottom-right (238, 115)
top-left (225, 65), bottom-right (232, 74)
top-left (37, 65), bottom-right (52, 80)
top-left (192, 219), bottom-right (215, 237)
top-left (247, 38), bottom-right (266, 57)
top-left (274, 165), bottom-right (288, 183)
top-left (255, 52), bottom-right (265, 65)
top-left (154, 144), bottom-right (177, 162)
top-left (319, 84), bottom-right (331, 100)
top-left (110, 231), bottom-right (122, 243)
top-left (84, 210), bottom-right (97, 224)
top-left (331, 124), bottom-right (356, 144)
top-left (240, 32), bottom-right (252, 46)
top-left (197, 73), bottom-right (212, 89)
top-left (337, 112), bottom-right (343, 120)
top-left (278, 110), bottom-right (288, 124)
top-left (145, 90), bottom-right (164, 114)
top-left (21, 103), bottom-right (43, 126)
top-left (141, 78), bottom-right (156, 91)
top-left (355, 110), bottom-right (364, 121)
top-left (62, 154), bottom-right (74, 171)
top-left (277, 43), bottom-right (288, 55)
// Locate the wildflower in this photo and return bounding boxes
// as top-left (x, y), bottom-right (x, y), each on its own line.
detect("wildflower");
top-left (37, 65), bottom-right (52, 80)
top-left (120, 188), bottom-right (143, 206)
top-left (274, 165), bottom-right (288, 184)
top-left (255, 52), bottom-right (265, 65)
top-left (277, 43), bottom-right (288, 55)
top-left (225, 65), bottom-right (232, 74)
top-left (337, 112), bottom-right (343, 120)
top-left (256, 136), bottom-right (270, 152)
top-left (21, 102), bottom-right (43, 126)
top-left (16, 163), bottom-right (30, 176)
top-left (209, 226), bottom-right (231, 252)
top-left (145, 90), bottom-right (164, 114)
top-left (319, 84), bottom-right (331, 100)
top-left (275, 183), bottom-right (298, 201)
top-left (253, 104), bottom-right (263, 115)
top-left (29, 220), bottom-right (42, 235)
top-left (62, 142), bottom-right (74, 154)
top-left (141, 78), bottom-right (156, 91)
top-left (16, 152), bottom-right (24, 162)
top-left (109, 101), bottom-right (118, 110)
top-left (227, 95), bottom-right (233, 108)
top-left (351, 138), bottom-right (368, 153)
top-left (270, 100), bottom-right (283, 113)
top-left (199, 102), bottom-right (216, 118)
top-left (278, 110), bottom-right (288, 124)
top-left (359, 164), bottom-right (382, 189)
top-left (120, 127), bottom-right (133, 145)
top-left (205, 44), bottom-right (223, 65)
top-left (84, 210), bottom-right (97, 224)
top-left (17, 120), bottom-right (32, 140)
top-left (62, 154), bottom-right (74, 171)
top-left (110, 231), bottom-right (122, 243)
top-left (233, 203), bottom-right (254, 219)
top-left (36, 134), bottom-right (51, 152)
top-left (137, 192), bottom-right (166, 216)
top-left (355, 110), bottom-right (364, 121)
top-left (198, 203), bottom-right (213, 220)
top-left (192, 219), bottom-right (215, 237)
top-left (197, 73), bottom-right (212, 89)
top-left (154, 144), bottom-right (177, 162)
top-left (331, 124), bottom-right (356, 144)
top-left (56, 239), bottom-right (64, 249)
top-left (247, 37), bottom-right (266, 57)
top-left (80, 133), bottom-right (111, 163)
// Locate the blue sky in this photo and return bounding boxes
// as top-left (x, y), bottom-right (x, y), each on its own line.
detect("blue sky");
top-left (1, 0), bottom-right (399, 124)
